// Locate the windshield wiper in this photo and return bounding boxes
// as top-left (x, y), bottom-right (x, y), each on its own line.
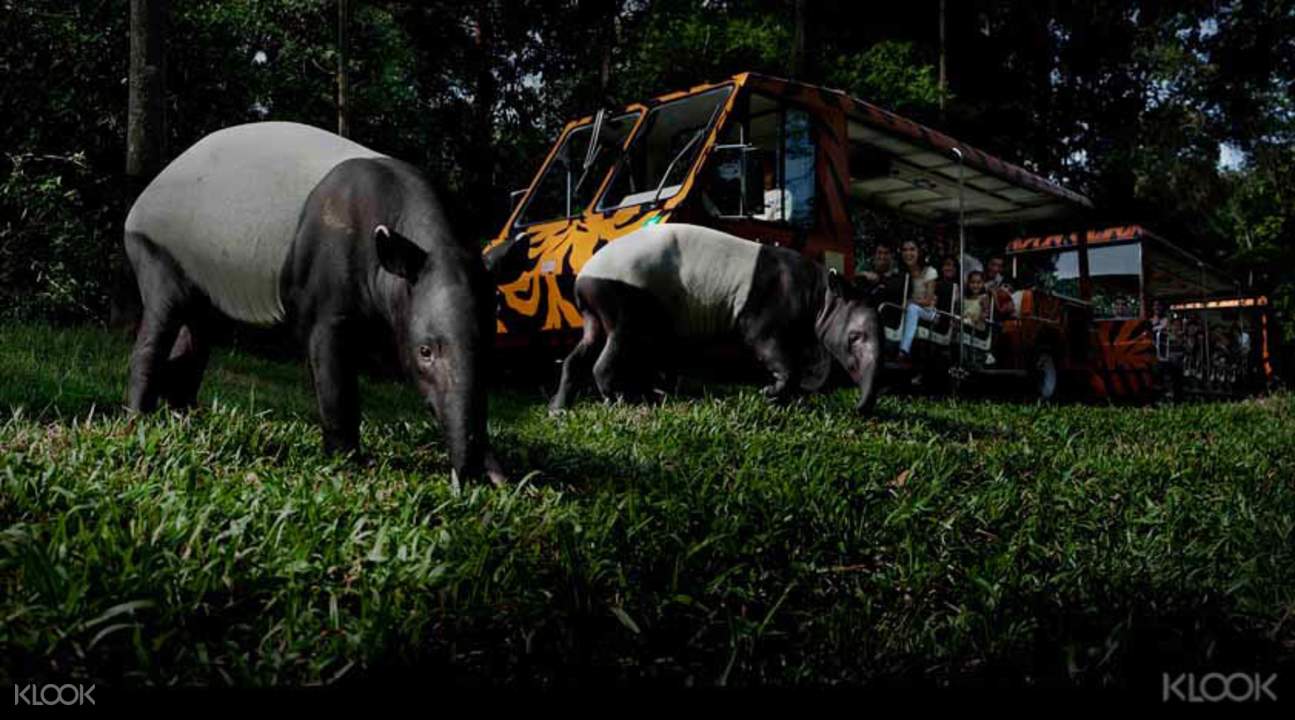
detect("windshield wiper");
top-left (652, 128), bottom-right (704, 204)
top-left (572, 146), bottom-right (604, 196)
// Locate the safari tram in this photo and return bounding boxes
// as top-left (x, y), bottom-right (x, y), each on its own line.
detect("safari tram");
top-left (882, 223), bottom-right (1282, 401)
top-left (481, 72), bottom-right (1279, 402)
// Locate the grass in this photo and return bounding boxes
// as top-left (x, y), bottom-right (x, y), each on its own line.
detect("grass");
top-left (1, 321), bottom-right (1293, 689)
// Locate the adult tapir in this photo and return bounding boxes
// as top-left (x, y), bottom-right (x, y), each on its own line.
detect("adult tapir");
top-left (124, 121), bottom-right (504, 483)
top-left (548, 223), bottom-right (881, 413)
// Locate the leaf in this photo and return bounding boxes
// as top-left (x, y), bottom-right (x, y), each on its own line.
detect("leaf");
top-left (610, 606), bottom-right (641, 635)
top-left (88, 622), bottom-right (138, 650)
top-left (83, 599), bottom-right (155, 630)
top-left (890, 468), bottom-right (911, 488)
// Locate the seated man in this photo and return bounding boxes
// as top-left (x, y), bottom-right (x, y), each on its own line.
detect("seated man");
top-left (858, 241), bottom-right (898, 284)
top-left (983, 256), bottom-right (1016, 318)
top-left (860, 241), bottom-right (906, 321)
top-left (1112, 296), bottom-right (1134, 319)
top-left (984, 256), bottom-right (1009, 290)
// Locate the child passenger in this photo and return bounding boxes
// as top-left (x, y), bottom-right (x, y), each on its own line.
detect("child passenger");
top-left (962, 270), bottom-right (990, 332)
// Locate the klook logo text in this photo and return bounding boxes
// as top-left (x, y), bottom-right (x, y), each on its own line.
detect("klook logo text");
top-left (1162, 672), bottom-right (1277, 703)
top-left (13, 684), bottom-right (96, 706)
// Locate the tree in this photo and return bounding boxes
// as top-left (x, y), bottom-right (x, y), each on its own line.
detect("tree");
top-left (126, 0), bottom-right (167, 190)
top-left (117, 0), bottom-right (169, 329)
top-left (337, 0), bottom-right (351, 137)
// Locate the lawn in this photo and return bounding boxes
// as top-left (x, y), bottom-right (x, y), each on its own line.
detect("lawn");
top-left (1, 322), bottom-right (1292, 689)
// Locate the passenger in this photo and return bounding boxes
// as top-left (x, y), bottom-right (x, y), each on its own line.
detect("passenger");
top-left (1113, 296), bottom-right (1133, 319)
top-left (984, 256), bottom-right (1010, 291)
top-left (859, 241), bottom-right (899, 284)
top-left (935, 255), bottom-right (960, 318)
top-left (962, 270), bottom-right (990, 333)
top-left (939, 255), bottom-right (959, 285)
top-left (984, 255), bottom-right (1015, 318)
top-left (755, 155), bottom-right (791, 222)
top-left (1150, 300), bottom-right (1170, 355)
top-left (1167, 316), bottom-right (1186, 362)
top-left (1151, 300), bottom-right (1170, 332)
top-left (897, 239), bottom-right (939, 360)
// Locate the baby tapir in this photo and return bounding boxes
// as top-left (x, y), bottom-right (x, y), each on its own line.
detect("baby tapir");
top-left (124, 121), bottom-right (504, 483)
top-left (549, 223), bottom-right (881, 412)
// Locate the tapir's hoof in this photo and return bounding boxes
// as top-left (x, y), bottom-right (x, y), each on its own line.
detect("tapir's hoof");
top-left (762, 385), bottom-right (793, 405)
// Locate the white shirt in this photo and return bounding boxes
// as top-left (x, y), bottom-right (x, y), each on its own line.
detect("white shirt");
top-left (757, 188), bottom-right (792, 222)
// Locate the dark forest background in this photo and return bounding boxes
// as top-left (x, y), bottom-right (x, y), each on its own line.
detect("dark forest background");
top-left (1, 0), bottom-right (1292, 334)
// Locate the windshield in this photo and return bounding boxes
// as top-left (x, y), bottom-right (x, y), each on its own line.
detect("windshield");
top-left (597, 86), bottom-right (733, 211)
top-left (516, 111), bottom-right (642, 227)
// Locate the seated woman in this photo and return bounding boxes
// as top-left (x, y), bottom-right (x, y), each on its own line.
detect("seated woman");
top-left (897, 239), bottom-right (939, 360)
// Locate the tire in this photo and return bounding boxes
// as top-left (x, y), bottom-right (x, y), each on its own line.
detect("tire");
top-left (1032, 350), bottom-right (1059, 401)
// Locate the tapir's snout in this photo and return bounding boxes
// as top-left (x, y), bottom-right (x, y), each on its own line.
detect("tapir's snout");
top-left (427, 341), bottom-right (493, 484)
top-left (852, 309), bottom-right (881, 415)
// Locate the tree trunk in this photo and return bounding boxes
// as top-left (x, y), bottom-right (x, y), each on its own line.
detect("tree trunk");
top-left (126, 0), bottom-right (166, 186)
top-left (789, 0), bottom-right (806, 79)
top-left (117, 0), bottom-right (167, 332)
top-left (469, 1), bottom-right (498, 237)
top-left (337, 0), bottom-right (351, 137)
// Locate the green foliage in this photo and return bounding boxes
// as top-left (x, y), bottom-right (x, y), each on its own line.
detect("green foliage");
top-left (1211, 146), bottom-right (1295, 339)
top-left (0, 153), bottom-right (119, 323)
top-left (2, 323), bottom-right (1293, 686)
top-left (613, 2), bottom-right (791, 103)
top-left (826, 41), bottom-right (946, 113)
top-left (0, 1), bottom-right (129, 325)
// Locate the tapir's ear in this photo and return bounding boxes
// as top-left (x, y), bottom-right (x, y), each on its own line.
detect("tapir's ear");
top-left (374, 225), bottom-right (427, 281)
top-left (827, 267), bottom-right (845, 295)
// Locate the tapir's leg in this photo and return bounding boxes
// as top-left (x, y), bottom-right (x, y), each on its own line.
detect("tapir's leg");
top-left (750, 332), bottom-right (802, 404)
top-left (592, 327), bottom-right (627, 402)
top-left (125, 232), bottom-right (189, 413)
top-left (306, 318), bottom-right (361, 455)
top-left (160, 310), bottom-right (211, 410)
top-left (550, 307), bottom-right (605, 413)
top-left (592, 314), bottom-right (657, 404)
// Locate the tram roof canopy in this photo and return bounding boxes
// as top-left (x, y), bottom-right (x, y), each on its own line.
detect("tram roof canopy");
top-left (756, 72), bottom-right (1095, 227)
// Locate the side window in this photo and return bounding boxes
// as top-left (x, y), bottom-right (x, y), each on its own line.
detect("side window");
top-left (782, 108), bottom-right (816, 228)
top-left (700, 95), bottom-right (817, 229)
top-left (1089, 243), bottom-right (1143, 319)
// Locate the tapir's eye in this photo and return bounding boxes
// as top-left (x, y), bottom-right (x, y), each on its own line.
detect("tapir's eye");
top-left (418, 344), bottom-right (434, 362)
